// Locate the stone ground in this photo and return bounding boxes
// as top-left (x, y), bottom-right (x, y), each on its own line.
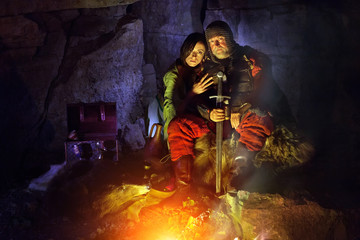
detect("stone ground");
top-left (0, 150), bottom-right (144, 240)
top-left (0, 149), bottom-right (360, 240)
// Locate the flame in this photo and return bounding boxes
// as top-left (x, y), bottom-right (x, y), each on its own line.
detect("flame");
top-left (123, 196), bottom-right (243, 240)
top-left (99, 186), bottom-right (249, 239)
top-left (159, 236), bottom-right (177, 240)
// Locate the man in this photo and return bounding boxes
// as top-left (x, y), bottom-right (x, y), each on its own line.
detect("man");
top-left (167, 20), bottom-right (294, 193)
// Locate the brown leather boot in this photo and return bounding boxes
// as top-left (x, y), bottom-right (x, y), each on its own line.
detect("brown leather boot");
top-left (227, 143), bottom-right (256, 191)
top-left (173, 155), bottom-right (193, 187)
top-left (167, 155), bottom-right (193, 205)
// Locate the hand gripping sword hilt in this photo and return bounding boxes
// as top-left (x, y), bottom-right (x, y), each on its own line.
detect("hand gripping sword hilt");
top-left (209, 71), bottom-right (231, 107)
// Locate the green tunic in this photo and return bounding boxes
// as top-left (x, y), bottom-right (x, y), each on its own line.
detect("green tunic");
top-left (163, 60), bottom-right (197, 141)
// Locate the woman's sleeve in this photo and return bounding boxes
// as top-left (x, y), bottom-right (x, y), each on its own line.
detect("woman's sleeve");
top-left (163, 70), bottom-right (178, 138)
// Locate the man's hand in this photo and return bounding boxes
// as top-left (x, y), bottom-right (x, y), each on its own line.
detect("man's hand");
top-left (230, 103), bottom-right (252, 128)
top-left (192, 73), bottom-right (213, 95)
top-left (210, 108), bottom-right (225, 122)
top-left (210, 110), bottom-right (244, 127)
top-left (230, 112), bottom-right (240, 128)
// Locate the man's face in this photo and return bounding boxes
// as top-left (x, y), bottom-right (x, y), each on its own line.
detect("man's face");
top-left (208, 35), bottom-right (230, 59)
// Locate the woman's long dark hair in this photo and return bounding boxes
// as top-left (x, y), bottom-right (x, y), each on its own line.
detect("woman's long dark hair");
top-left (180, 32), bottom-right (207, 67)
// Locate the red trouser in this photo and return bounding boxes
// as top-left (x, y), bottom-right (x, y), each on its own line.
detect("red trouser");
top-left (167, 112), bottom-right (274, 162)
top-left (167, 114), bottom-right (210, 162)
top-left (236, 111), bottom-right (274, 151)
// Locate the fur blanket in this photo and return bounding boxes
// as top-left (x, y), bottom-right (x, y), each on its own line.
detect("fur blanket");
top-left (254, 125), bottom-right (314, 171)
top-left (193, 125), bottom-right (314, 190)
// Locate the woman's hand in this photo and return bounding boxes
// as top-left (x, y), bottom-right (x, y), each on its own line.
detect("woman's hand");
top-left (210, 108), bottom-right (225, 122)
top-left (192, 73), bottom-right (213, 95)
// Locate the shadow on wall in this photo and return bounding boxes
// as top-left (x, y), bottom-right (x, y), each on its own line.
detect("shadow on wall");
top-left (297, 6), bottom-right (339, 144)
top-left (0, 57), bottom-right (56, 193)
top-left (295, 3), bottom-right (360, 194)
top-left (191, 0), bottom-right (207, 31)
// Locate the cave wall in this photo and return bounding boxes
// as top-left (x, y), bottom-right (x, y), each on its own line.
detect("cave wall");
top-left (0, 0), bottom-right (359, 191)
top-left (0, 1), bottom-right (149, 189)
top-left (0, 0), bottom-right (138, 16)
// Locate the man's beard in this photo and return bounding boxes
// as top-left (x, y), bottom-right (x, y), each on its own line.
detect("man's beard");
top-left (213, 47), bottom-right (230, 59)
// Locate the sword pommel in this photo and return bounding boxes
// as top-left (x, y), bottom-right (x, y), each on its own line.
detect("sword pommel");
top-left (217, 71), bottom-right (224, 79)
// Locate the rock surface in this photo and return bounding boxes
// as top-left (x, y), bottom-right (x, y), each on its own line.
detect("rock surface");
top-left (0, 0), bottom-right (139, 17)
top-left (131, 0), bottom-right (204, 80)
top-left (50, 16), bottom-right (144, 147)
top-left (239, 192), bottom-right (347, 240)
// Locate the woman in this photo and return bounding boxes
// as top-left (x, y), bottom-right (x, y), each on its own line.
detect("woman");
top-left (163, 32), bottom-right (213, 142)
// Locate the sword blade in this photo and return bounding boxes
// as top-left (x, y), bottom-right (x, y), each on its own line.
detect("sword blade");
top-left (215, 71), bottom-right (224, 194)
top-left (216, 121), bottom-right (223, 194)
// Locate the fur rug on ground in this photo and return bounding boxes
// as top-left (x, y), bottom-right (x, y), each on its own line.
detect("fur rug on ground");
top-left (193, 125), bottom-right (315, 190)
top-left (254, 125), bottom-right (315, 171)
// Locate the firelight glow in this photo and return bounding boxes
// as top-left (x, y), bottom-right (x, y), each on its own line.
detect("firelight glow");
top-left (254, 232), bottom-right (270, 240)
top-left (159, 235), bottom-right (177, 240)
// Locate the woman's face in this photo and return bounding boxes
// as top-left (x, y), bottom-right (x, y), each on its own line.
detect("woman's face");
top-left (185, 41), bottom-right (206, 67)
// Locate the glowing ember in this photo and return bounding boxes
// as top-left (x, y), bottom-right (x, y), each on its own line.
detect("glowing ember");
top-left (95, 184), bottom-right (250, 239)
top-left (122, 195), bottom-right (242, 240)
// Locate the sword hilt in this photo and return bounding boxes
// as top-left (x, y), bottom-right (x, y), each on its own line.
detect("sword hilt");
top-left (211, 71), bottom-right (230, 109)
top-left (217, 71), bottom-right (224, 80)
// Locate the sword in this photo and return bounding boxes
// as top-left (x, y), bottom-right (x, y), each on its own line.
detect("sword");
top-left (210, 71), bottom-right (230, 194)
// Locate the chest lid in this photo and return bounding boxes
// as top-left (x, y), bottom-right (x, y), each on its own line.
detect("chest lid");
top-left (67, 102), bottom-right (117, 140)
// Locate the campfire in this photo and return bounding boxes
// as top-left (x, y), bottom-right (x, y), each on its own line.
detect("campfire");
top-left (93, 183), bottom-right (251, 240)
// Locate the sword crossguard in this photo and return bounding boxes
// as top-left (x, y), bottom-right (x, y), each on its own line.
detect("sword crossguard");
top-left (209, 95), bottom-right (231, 100)
top-left (209, 95), bottom-right (231, 106)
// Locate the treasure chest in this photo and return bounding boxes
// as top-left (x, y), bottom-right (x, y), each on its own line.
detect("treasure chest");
top-left (64, 102), bottom-right (119, 166)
